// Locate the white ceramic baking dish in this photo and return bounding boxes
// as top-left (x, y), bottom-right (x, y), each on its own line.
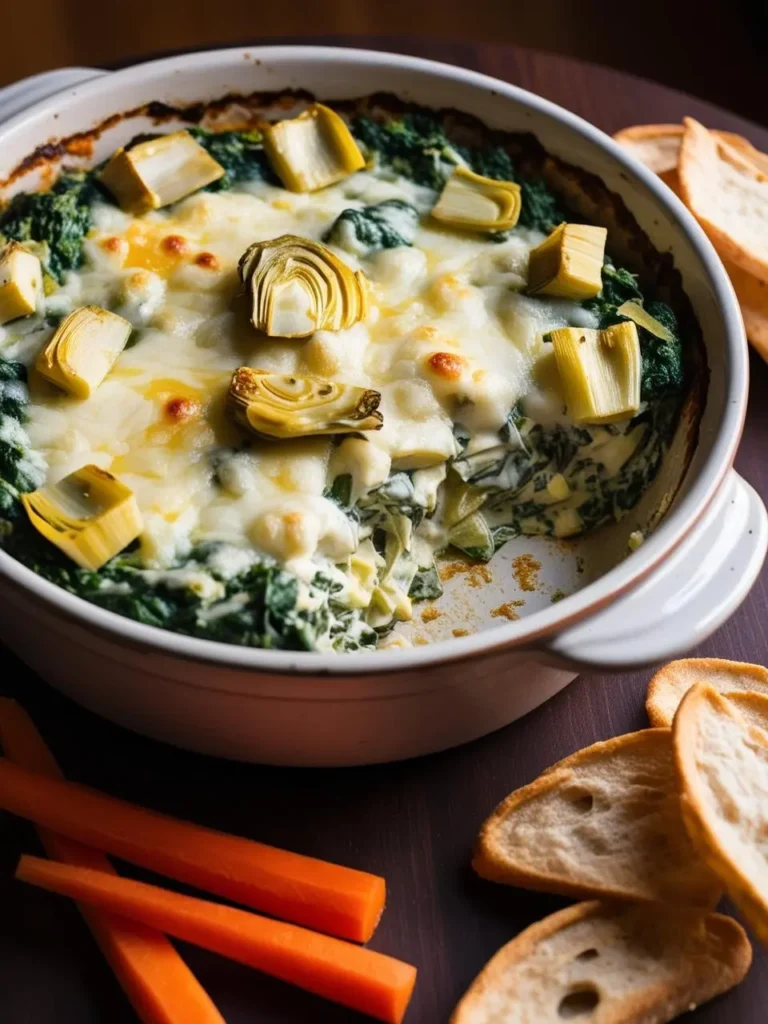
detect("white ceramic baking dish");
top-left (0, 47), bottom-right (765, 765)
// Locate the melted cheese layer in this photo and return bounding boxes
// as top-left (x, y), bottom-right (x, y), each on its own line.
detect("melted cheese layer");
top-left (5, 169), bottom-right (594, 578)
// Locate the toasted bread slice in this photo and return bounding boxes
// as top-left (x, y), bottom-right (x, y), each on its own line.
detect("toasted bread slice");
top-left (613, 124), bottom-right (686, 188)
top-left (450, 900), bottom-right (751, 1024)
top-left (675, 684), bottom-right (768, 945)
top-left (679, 117), bottom-right (768, 283)
top-left (647, 657), bottom-right (768, 727)
top-left (615, 122), bottom-right (768, 179)
top-left (724, 258), bottom-right (768, 360)
top-left (473, 729), bottom-right (721, 906)
top-left (615, 122), bottom-right (768, 355)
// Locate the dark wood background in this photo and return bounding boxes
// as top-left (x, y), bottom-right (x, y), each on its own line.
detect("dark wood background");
top-left (4, 2), bottom-right (768, 128)
top-left (2, 38), bottom-right (768, 1024)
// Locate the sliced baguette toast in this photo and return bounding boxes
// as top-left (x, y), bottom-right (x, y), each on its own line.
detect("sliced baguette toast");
top-left (675, 684), bottom-right (768, 946)
top-left (679, 116), bottom-right (768, 284)
top-left (451, 900), bottom-right (751, 1024)
top-left (647, 657), bottom-right (768, 727)
top-left (473, 729), bottom-right (721, 906)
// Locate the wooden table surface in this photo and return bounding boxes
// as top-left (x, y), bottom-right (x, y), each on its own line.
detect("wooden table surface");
top-left (2, 39), bottom-right (768, 1024)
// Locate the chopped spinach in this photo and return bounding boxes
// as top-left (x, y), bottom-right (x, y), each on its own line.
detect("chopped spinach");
top-left (517, 177), bottom-right (565, 234)
top-left (2, 523), bottom-right (377, 652)
top-left (324, 199), bottom-right (419, 257)
top-left (408, 563), bottom-right (443, 601)
top-left (352, 113), bottom-right (465, 189)
top-left (360, 472), bottom-right (426, 529)
top-left (0, 171), bottom-right (98, 282)
top-left (583, 261), bottom-right (644, 323)
top-left (637, 302), bottom-right (685, 400)
top-left (0, 359), bottom-right (45, 526)
top-left (187, 127), bottom-right (280, 190)
top-left (326, 473), bottom-right (353, 508)
top-left (457, 143), bottom-right (515, 182)
top-left (584, 263), bottom-right (685, 401)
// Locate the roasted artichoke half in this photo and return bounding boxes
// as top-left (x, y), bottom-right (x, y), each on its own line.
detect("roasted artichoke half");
top-left (0, 241), bottom-right (41, 324)
top-left (35, 305), bottom-right (132, 399)
top-left (238, 235), bottom-right (368, 338)
top-left (263, 104), bottom-right (365, 192)
top-left (228, 366), bottom-right (383, 440)
top-left (431, 167), bottom-right (522, 231)
top-left (99, 130), bottom-right (225, 214)
top-left (549, 321), bottom-right (641, 424)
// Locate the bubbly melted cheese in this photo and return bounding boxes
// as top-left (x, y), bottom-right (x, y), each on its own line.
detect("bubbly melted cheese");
top-left (3, 170), bottom-right (594, 581)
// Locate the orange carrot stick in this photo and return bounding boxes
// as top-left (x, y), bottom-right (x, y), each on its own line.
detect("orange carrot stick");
top-left (17, 855), bottom-right (417, 1024)
top-left (0, 755), bottom-right (384, 942)
top-left (0, 700), bottom-right (225, 1024)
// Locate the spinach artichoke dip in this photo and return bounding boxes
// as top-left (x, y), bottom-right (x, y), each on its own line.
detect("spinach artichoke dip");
top-left (0, 102), bottom-right (688, 653)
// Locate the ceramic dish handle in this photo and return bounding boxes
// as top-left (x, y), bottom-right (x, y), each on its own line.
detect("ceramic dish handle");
top-left (544, 470), bottom-right (768, 672)
top-left (0, 68), bottom-right (107, 126)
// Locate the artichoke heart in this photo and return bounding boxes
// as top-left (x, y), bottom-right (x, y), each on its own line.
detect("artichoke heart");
top-left (99, 131), bottom-right (225, 214)
top-left (36, 306), bottom-right (132, 399)
top-left (616, 300), bottom-right (675, 342)
top-left (238, 235), bottom-right (368, 338)
top-left (431, 167), bottom-right (522, 231)
top-left (0, 242), bottom-right (42, 324)
top-left (549, 321), bottom-right (641, 425)
top-left (263, 104), bottom-right (365, 192)
top-left (228, 366), bottom-right (383, 440)
top-left (442, 469), bottom-right (487, 528)
top-left (527, 223), bottom-right (607, 300)
top-left (21, 464), bottom-right (142, 570)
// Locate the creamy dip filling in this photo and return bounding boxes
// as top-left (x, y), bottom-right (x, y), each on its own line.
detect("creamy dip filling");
top-left (0, 112), bottom-right (685, 652)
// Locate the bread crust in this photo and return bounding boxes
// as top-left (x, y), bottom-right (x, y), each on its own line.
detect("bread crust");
top-left (674, 684), bottom-right (768, 946)
top-left (646, 657), bottom-right (768, 727)
top-left (450, 900), bottom-right (752, 1024)
top-left (615, 122), bottom-right (768, 177)
top-left (679, 117), bottom-right (768, 284)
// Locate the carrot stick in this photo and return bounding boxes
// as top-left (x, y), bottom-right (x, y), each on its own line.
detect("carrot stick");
top-left (17, 855), bottom-right (417, 1024)
top-left (0, 700), bottom-right (225, 1024)
top-left (0, 755), bottom-right (385, 942)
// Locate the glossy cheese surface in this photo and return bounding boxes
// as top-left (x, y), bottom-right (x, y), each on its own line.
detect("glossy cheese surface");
top-left (3, 170), bottom-right (596, 578)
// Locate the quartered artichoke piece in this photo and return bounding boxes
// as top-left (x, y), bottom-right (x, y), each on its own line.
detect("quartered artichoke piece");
top-left (527, 223), bottom-right (607, 300)
top-left (616, 300), bottom-right (675, 342)
top-left (431, 167), bottom-right (522, 231)
top-left (448, 511), bottom-right (495, 562)
top-left (0, 242), bottom-right (42, 324)
top-left (21, 464), bottom-right (142, 570)
top-left (238, 235), bottom-right (368, 338)
top-left (227, 366), bottom-right (383, 440)
top-left (366, 580), bottom-right (413, 630)
top-left (263, 104), bottom-right (365, 192)
top-left (36, 306), bottom-right (132, 399)
top-left (442, 469), bottom-right (487, 528)
top-left (99, 131), bottom-right (225, 214)
top-left (549, 321), bottom-right (641, 424)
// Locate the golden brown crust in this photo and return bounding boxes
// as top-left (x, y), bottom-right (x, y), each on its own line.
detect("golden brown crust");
top-left (725, 259), bottom-right (768, 360)
top-left (450, 900), bottom-right (752, 1024)
top-left (646, 657), bottom-right (768, 727)
top-left (615, 122), bottom-right (768, 176)
top-left (679, 117), bottom-right (768, 284)
top-left (674, 685), bottom-right (768, 947)
top-left (616, 121), bottom-right (768, 356)
top-left (473, 729), bottom-right (721, 907)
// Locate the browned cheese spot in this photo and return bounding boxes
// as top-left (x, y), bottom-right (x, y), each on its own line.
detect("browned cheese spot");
top-left (164, 397), bottom-right (201, 423)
